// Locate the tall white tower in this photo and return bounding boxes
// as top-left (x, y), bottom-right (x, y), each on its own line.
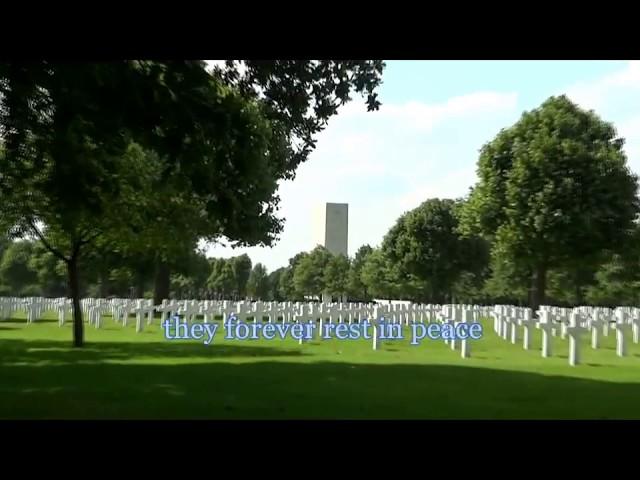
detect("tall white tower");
top-left (313, 202), bottom-right (348, 257)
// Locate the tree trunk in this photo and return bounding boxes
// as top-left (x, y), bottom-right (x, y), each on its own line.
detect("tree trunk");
top-left (67, 254), bottom-right (84, 348)
top-left (530, 262), bottom-right (547, 314)
top-left (99, 266), bottom-right (109, 298)
top-left (574, 269), bottom-right (584, 306)
top-left (154, 260), bottom-right (170, 305)
top-left (134, 268), bottom-right (145, 299)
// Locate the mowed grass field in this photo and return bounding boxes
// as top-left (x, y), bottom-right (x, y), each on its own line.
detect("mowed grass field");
top-left (1, 311), bottom-right (639, 419)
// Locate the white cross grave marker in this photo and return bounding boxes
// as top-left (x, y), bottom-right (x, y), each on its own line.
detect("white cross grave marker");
top-left (566, 312), bottom-right (587, 366)
top-left (538, 310), bottom-right (554, 358)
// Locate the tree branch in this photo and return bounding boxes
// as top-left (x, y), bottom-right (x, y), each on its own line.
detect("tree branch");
top-left (27, 219), bottom-right (70, 263)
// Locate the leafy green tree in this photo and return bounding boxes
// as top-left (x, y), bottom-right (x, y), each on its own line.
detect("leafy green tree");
top-left (293, 246), bottom-right (332, 298)
top-left (323, 254), bottom-right (351, 299)
top-left (231, 254), bottom-right (252, 299)
top-left (347, 245), bottom-right (373, 301)
top-left (207, 258), bottom-right (225, 294)
top-left (381, 199), bottom-right (483, 303)
top-left (170, 274), bottom-right (194, 299)
top-left (546, 261), bottom-right (600, 306)
top-left (279, 252), bottom-right (308, 301)
top-left (0, 240), bottom-right (38, 295)
top-left (28, 241), bottom-right (67, 297)
top-left (211, 262), bottom-right (236, 299)
top-left (1, 63), bottom-right (264, 345)
top-left (461, 95), bottom-right (640, 311)
top-left (360, 248), bottom-right (403, 300)
top-left (247, 263), bottom-right (270, 300)
top-left (267, 268), bottom-right (285, 301)
top-left (187, 251), bottom-right (212, 295)
top-left (451, 271), bottom-right (487, 305)
top-left (149, 61), bottom-right (386, 304)
top-left (212, 61), bottom-right (385, 170)
top-left (585, 254), bottom-right (640, 306)
top-left (581, 223), bottom-right (640, 306)
top-left (0, 234), bottom-right (9, 259)
top-left (0, 61), bottom-right (385, 346)
top-left (482, 251), bottom-right (531, 305)
top-left (108, 267), bottom-right (135, 298)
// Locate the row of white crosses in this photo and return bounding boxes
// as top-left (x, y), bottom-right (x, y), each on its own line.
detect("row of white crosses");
top-left (24, 298), bottom-right (57, 323)
top-left (3, 297), bottom-right (640, 358)
top-left (0, 296), bottom-right (73, 325)
top-left (0, 297), bottom-right (59, 323)
top-left (489, 304), bottom-right (639, 366)
top-left (55, 299), bottom-right (73, 326)
top-left (436, 304), bottom-right (489, 359)
top-left (100, 299), bottom-right (638, 354)
top-left (445, 306), bottom-right (483, 355)
top-left (154, 300), bottom-right (446, 327)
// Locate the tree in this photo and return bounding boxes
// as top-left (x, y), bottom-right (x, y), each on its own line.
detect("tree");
top-left (583, 223), bottom-right (640, 306)
top-left (0, 61), bottom-right (385, 347)
top-left (292, 246), bottom-right (332, 298)
top-left (211, 262), bottom-right (236, 299)
top-left (381, 198), bottom-right (483, 303)
top-left (323, 254), bottom-right (351, 300)
top-left (0, 240), bottom-right (38, 295)
top-left (0, 63), bottom-right (284, 345)
top-left (149, 61), bottom-right (386, 304)
top-left (461, 95), bottom-right (640, 311)
top-left (267, 268), bottom-right (285, 301)
top-left (279, 252), bottom-right (308, 301)
top-left (585, 254), bottom-right (640, 306)
top-left (212, 61), bottom-right (384, 173)
top-left (28, 241), bottom-right (67, 297)
top-left (360, 248), bottom-right (403, 300)
top-left (247, 263), bottom-right (270, 300)
top-left (170, 274), bottom-right (194, 299)
top-left (231, 254), bottom-right (252, 299)
top-left (347, 244), bottom-right (373, 301)
top-left (0, 234), bottom-right (9, 259)
top-left (481, 251), bottom-right (530, 305)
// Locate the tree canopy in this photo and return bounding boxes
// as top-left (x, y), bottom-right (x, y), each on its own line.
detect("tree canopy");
top-left (460, 95), bottom-right (640, 310)
top-left (0, 61), bottom-right (385, 346)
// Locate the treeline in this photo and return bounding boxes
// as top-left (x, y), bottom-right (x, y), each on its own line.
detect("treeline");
top-left (3, 202), bottom-right (639, 308)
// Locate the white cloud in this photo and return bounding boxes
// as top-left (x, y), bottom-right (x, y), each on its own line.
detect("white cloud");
top-left (338, 91), bottom-right (518, 134)
top-left (396, 166), bottom-right (478, 213)
top-left (565, 61), bottom-right (640, 111)
top-left (564, 61), bottom-right (640, 173)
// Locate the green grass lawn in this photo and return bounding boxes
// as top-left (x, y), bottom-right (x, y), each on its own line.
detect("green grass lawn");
top-left (1, 312), bottom-right (639, 419)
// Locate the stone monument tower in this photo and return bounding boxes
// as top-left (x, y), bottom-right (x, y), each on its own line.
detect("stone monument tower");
top-left (314, 203), bottom-right (348, 303)
top-left (314, 202), bottom-right (348, 257)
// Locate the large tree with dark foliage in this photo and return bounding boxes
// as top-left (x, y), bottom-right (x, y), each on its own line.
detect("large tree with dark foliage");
top-left (0, 61), bottom-right (384, 347)
top-left (460, 95), bottom-right (639, 312)
top-left (381, 198), bottom-right (487, 303)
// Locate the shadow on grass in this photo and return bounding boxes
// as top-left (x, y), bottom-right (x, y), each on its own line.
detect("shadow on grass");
top-left (1, 338), bottom-right (640, 420)
top-left (0, 338), bottom-right (307, 365)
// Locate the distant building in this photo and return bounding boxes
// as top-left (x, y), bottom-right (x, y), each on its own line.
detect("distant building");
top-left (314, 202), bottom-right (348, 303)
top-left (313, 202), bottom-right (348, 257)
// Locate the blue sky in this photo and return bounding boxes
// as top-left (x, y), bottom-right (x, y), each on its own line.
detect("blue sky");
top-left (205, 60), bottom-right (640, 272)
